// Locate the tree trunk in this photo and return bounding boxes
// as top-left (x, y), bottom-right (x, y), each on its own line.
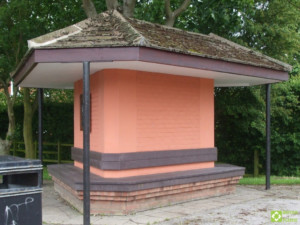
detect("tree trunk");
top-left (165, 16), bottom-right (176, 27)
top-left (82, 0), bottom-right (97, 18)
top-left (23, 88), bottom-right (36, 159)
top-left (0, 139), bottom-right (10, 155)
top-left (0, 93), bottom-right (16, 155)
top-left (123, 0), bottom-right (136, 18)
top-left (0, 80), bottom-right (16, 155)
top-left (164, 0), bottom-right (191, 27)
top-left (6, 94), bottom-right (16, 139)
top-left (254, 149), bottom-right (259, 177)
top-left (106, 0), bottom-right (119, 10)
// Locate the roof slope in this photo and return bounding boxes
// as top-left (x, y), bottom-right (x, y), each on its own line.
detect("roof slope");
top-left (28, 10), bottom-right (291, 72)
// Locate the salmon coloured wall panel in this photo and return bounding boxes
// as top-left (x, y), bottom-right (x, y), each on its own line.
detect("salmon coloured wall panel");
top-left (74, 69), bottom-right (214, 153)
top-left (74, 161), bottom-right (214, 178)
top-left (74, 70), bottom-right (104, 152)
top-left (136, 72), bottom-right (214, 151)
top-left (73, 69), bottom-right (215, 177)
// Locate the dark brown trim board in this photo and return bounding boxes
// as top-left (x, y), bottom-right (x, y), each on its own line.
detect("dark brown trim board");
top-left (71, 147), bottom-right (218, 170)
top-left (139, 47), bottom-right (289, 81)
top-left (12, 47), bottom-right (289, 86)
top-left (48, 163), bottom-right (245, 192)
top-left (34, 47), bottom-right (140, 63)
top-left (13, 51), bottom-right (37, 85)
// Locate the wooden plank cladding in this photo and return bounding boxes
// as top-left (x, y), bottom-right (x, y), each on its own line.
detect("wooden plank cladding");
top-left (72, 147), bottom-right (217, 170)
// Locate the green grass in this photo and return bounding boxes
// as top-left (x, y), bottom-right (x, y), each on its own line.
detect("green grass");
top-left (43, 167), bottom-right (52, 180)
top-left (239, 175), bottom-right (300, 185)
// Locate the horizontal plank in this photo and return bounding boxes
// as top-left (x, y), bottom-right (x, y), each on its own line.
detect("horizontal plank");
top-left (43, 152), bottom-right (58, 155)
top-left (61, 160), bottom-right (74, 163)
top-left (43, 159), bottom-right (59, 163)
top-left (73, 147), bottom-right (217, 170)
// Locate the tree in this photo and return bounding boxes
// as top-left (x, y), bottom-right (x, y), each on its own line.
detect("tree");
top-left (0, 0), bottom-right (32, 155)
top-left (164, 0), bottom-right (191, 26)
top-left (215, 86), bottom-right (266, 175)
top-left (0, 0), bottom-right (86, 157)
top-left (270, 72), bottom-right (300, 176)
top-left (83, 0), bottom-right (193, 26)
top-left (214, 0), bottom-right (299, 176)
top-left (241, 0), bottom-right (300, 64)
top-left (21, 0), bottom-right (87, 158)
top-left (82, 0), bottom-right (97, 18)
top-left (82, 0), bottom-right (137, 18)
top-left (22, 89), bottom-right (38, 158)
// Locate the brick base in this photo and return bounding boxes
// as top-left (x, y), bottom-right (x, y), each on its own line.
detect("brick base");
top-left (52, 175), bottom-right (241, 215)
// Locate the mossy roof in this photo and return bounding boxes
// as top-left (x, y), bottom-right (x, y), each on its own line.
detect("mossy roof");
top-left (28, 10), bottom-right (291, 72)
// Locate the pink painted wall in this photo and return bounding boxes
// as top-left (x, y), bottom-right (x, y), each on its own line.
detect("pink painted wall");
top-left (74, 71), bottom-right (104, 152)
top-left (136, 72), bottom-right (214, 150)
top-left (74, 69), bottom-right (215, 177)
top-left (74, 161), bottom-right (214, 178)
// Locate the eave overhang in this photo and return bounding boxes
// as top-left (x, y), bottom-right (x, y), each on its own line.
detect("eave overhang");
top-left (12, 46), bottom-right (289, 89)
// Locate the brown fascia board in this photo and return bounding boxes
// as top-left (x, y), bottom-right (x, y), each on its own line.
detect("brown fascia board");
top-left (12, 47), bottom-right (141, 86)
top-left (34, 46), bottom-right (140, 63)
top-left (12, 49), bottom-right (37, 86)
top-left (138, 47), bottom-right (289, 81)
top-left (12, 46), bottom-right (289, 87)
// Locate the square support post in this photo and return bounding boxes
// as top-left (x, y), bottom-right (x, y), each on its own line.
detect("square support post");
top-left (266, 84), bottom-right (271, 190)
top-left (83, 62), bottom-right (91, 225)
top-left (38, 88), bottom-right (43, 187)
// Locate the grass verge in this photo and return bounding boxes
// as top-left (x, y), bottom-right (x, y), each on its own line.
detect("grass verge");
top-left (239, 175), bottom-right (300, 185)
top-left (43, 166), bottom-right (52, 180)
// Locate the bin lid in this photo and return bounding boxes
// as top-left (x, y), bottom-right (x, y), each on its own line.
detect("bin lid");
top-left (0, 156), bottom-right (41, 171)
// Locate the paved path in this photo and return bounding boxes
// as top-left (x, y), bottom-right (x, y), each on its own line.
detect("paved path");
top-left (42, 180), bottom-right (300, 225)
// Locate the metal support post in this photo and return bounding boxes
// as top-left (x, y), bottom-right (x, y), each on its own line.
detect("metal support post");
top-left (266, 84), bottom-right (271, 190)
top-left (83, 62), bottom-right (91, 225)
top-left (38, 88), bottom-right (43, 187)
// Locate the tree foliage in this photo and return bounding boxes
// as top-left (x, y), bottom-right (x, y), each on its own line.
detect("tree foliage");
top-left (212, 0), bottom-right (300, 175)
top-left (0, 0), bottom-right (87, 156)
top-left (0, 101), bottom-right (74, 144)
top-left (241, 0), bottom-right (300, 64)
top-left (215, 86), bottom-right (265, 173)
top-left (270, 74), bottom-right (300, 176)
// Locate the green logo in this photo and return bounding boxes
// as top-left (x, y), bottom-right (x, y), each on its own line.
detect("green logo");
top-left (271, 211), bottom-right (283, 222)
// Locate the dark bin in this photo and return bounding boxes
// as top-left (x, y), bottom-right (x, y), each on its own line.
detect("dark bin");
top-left (0, 155), bottom-right (42, 225)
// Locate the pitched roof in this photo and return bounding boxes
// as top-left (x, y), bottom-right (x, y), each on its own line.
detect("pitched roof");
top-left (28, 10), bottom-right (291, 72)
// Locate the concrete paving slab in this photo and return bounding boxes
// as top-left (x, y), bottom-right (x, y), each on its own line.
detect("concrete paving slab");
top-left (91, 216), bottom-right (129, 225)
top-left (42, 180), bottom-right (300, 225)
top-left (160, 190), bottom-right (300, 225)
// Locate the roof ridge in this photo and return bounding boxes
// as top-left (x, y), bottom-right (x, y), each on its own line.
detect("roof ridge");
top-left (209, 33), bottom-right (292, 72)
top-left (112, 10), bottom-right (149, 46)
